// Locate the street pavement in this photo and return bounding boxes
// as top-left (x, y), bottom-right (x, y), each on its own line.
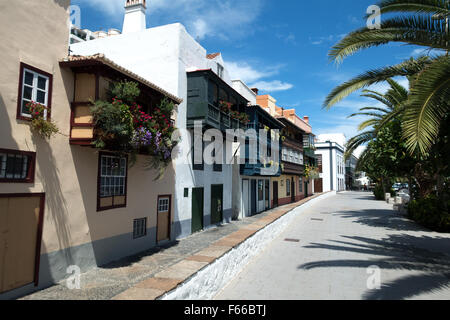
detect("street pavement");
top-left (215, 191), bottom-right (450, 300)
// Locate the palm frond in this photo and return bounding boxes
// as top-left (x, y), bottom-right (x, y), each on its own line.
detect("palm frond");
top-left (372, 0), bottom-right (450, 17)
top-left (330, 15), bottom-right (449, 63)
top-left (402, 55), bottom-right (450, 154)
top-left (345, 131), bottom-right (375, 160)
top-left (358, 119), bottom-right (382, 131)
top-left (324, 57), bottom-right (429, 109)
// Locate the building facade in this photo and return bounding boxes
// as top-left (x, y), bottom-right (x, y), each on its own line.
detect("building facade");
top-left (256, 95), bottom-right (316, 203)
top-left (315, 139), bottom-right (346, 193)
top-left (70, 3), bottom-right (248, 239)
top-left (0, 0), bottom-right (181, 298)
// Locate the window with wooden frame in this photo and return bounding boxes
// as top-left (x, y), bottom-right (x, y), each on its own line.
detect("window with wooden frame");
top-left (286, 179), bottom-right (291, 196)
top-left (0, 148), bottom-right (36, 183)
top-left (97, 152), bottom-right (128, 211)
top-left (17, 63), bottom-right (52, 121)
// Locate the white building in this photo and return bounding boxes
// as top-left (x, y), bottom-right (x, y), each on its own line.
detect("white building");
top-left (315, 134), bottom-right (346, 192)
top-left (70, 0), bottom-right (245, 239)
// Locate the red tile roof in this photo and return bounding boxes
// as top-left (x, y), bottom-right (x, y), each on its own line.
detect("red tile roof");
top-left (206, 52), bottom-right (221, 60)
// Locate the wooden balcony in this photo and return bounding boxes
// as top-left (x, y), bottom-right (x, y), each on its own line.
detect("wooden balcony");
top-left (70, 102), bottom-right (94, 146)
top-left (282, 161), bottom-right (304, 176)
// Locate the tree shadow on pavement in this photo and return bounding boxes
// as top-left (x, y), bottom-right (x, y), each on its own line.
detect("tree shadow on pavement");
top-left (336, 209), bottom-right (426, 232)
top-left (298, 235), bottom-right (450, 300)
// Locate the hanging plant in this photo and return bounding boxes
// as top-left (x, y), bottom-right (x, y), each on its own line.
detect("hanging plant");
top-left (219, 100), bottom-right (232, 114)
top-left (239, 113), bottom-right (250, 125)
top-left (91, 81), bottom-right (178, 176)
top-left (304, 164), bottom-right (320, 180)
top-left (26, 102), bottom-right (59, 139)
top-left (230, 110), bottom-right (240, 120)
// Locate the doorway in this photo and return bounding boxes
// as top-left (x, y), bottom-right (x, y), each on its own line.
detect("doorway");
top-left (0, 194), bottom-right (45, 294)
top-left (191, 188), bottom-right (204, 234)
top-left (157, 195), bottom-right (171, 243)
top-left (210, 185), bottom-right (223, 225)
top-left (273, 181), bottom-right (279, 207)
top-left (257, 180), bottom-right (265, 213)
top-left (291, 177), bottom-right (296, 202)
top-left (250, 180), bottom-right (257, 216)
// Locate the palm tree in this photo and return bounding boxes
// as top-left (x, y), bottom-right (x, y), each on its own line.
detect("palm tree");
top-left (345, 78), bottom-right (408, 159)
top-left (325, 0), bottom-right (450, 155)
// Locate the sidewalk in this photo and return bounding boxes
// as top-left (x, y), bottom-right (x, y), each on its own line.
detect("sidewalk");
top-left (20, 193), bottom-right (324, 300)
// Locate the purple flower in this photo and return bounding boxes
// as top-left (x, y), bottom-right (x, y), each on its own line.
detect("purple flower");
top-left (132, 128), bottom-right (152, 148)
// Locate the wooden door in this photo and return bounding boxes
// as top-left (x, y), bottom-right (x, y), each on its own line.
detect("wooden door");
top-left (273, 181), bottom-right (279, 207)
top-left (291, 177), bottom-right (296, 202)
top-left (314, 178), bottom-right (323, 193)
top-left (191, 188), bottom-right (204, 234)
top-left (157, 196), bottom-right (171, 242)
top-left (0, 194), bottom-right (44, 294)
top-left (210, 185), bottom-right (223, 225)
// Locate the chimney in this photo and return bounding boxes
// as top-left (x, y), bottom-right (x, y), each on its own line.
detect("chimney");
top-left (122, 0), bottom-right (147, 34)
top-left (303, 116), bottom-right (309, 124)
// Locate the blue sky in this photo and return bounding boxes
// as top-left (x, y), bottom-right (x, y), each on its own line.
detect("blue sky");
top-left (72, 0), bottom-right (425, 149)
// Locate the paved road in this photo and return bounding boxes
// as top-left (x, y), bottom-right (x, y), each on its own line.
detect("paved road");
top-left (215, 192), bottom-right (450, 300)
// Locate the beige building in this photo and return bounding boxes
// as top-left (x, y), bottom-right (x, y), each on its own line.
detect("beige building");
top-left (0, 0), bottom-right (181, 298)
top-left (256, 95), bottom-right (316, 206)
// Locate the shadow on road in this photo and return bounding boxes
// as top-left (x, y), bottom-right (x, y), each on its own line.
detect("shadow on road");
top-left (297, 234), bottom-right (450, 299)
top-left (336, 209), bottom-right (426, 232)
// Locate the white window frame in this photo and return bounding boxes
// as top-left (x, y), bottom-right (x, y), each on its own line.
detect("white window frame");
top-left (21, 68), bottom-right (50, 119)
top-left (99, 154), bottom-right (127, 198)
top-left (158, 197), bottom-right (170, 213)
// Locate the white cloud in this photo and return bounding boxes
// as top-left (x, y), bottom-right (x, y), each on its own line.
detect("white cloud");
top-left (250, 80), bottom-right (294, 92)
top-left (74, 0), bottom-right (264, 40)
top-left (225, 60), bottom-right (293, 92)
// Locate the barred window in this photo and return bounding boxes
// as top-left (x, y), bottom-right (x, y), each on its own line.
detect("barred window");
top-left (133, 218), bottom-right (147, 239)
top-left (0, 149), bottom-right (36, 183)
top-left (97, 153), bottom-right (127, 211)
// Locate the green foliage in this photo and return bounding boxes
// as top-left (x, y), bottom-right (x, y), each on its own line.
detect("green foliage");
top-left (26, 102), bottom-right (59, 139)
top-left (108, 80), bottom-right (140, 105)
top-left (31, 118), bottom-right (59, 139)
top-left (408, 195), bottom-right (450, 232)
top-left (304, 165), bottom-right (320, 180)
top-left (325, 0), bottom-right (450, 156)
top-left (91, 81), bottom-right (178, 176)
top-left (91, 99), bottom-right (134, 151)
top-left (373, 184), bottom-right (385, 200)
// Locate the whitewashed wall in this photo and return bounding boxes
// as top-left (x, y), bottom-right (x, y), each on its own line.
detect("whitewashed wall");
top-left (71, 23), bottom-right (235, 239)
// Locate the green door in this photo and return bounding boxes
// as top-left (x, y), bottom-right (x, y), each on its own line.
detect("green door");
top-left (192, 188), bottom-right (204, 233)
top-left (211, 185), bottom-right (223, 225)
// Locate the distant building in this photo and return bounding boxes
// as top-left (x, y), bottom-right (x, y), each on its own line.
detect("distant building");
top-left (345, 154), bottom-right (358, 190)
top-left (315, 135), bottom-right (346, 192)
